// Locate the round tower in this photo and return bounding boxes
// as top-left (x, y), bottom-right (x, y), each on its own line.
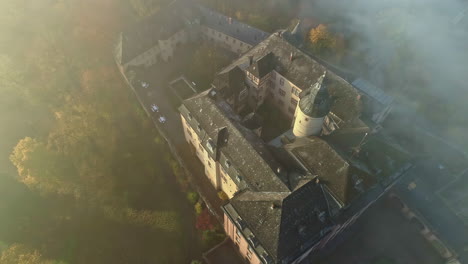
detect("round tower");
top-left (293, 72), bottom-right (331, 137)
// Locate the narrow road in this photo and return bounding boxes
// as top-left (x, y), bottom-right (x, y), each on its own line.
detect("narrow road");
top-left (124, 63), bottom-right (225, 220)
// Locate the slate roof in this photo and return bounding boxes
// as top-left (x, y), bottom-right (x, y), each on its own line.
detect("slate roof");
top-left (247, 52), bottom-right (275, 79)
top-left (225, 181), bottom-right (332, 263)
top-left (119, 1), bottom-right (188, 64)
top-left (395, 162), bottom-right (468, 263)
top-left (212, 66), bottom-right (245, 100)
top-left (351, 78), bottom-right (393, 106)
top-left (284, 137), bottom-right (375, 207)
top-left (219, 34), bottom-right (363, 123)
top-left (179, 91), bottom-right (290, 192)
top-left (198, 5), bottom-right (270, 45)
top-left (298, 72), bottom-right (331, 118)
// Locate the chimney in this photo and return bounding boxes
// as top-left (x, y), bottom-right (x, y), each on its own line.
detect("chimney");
top-left (248, 56), bottom-right (254, 66)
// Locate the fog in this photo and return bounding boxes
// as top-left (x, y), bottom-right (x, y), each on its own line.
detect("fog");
top-left (301, 0), bottom-right (468, 103)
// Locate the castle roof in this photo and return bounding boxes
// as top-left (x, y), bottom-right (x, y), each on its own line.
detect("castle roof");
top-left (298, 72), bottom-right (331, 118)
top-left (179, 91), bottom-right (290, 193)
top-left (219, 34), bottom-right (363, 123)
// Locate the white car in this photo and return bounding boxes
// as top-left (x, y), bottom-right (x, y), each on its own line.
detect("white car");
top-left (150, 104), bottom-right (159, 112)
top-left (141, 81), bottom-right (149, 88)
top-left (158, 116), bottom-right (167, 124)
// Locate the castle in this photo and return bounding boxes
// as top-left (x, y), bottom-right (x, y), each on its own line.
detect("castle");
top-left (115, 1), bottom-right (412, 263)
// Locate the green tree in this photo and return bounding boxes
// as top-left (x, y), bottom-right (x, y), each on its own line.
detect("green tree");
top-left (187, 191), bottom-right (200, 204)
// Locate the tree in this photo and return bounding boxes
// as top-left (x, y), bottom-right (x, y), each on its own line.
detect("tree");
top-left (187, 191), bottom-right (199, 205)
top-left (217, 191), bottom-right (229, 201)
top-left (201, 230), bottom-right (226, 249)
top-left (190, 260), bottom-right (203, 264)
top-left (194, 202), bottom-right (203, 215)
top-left (9, 137), bottom-right (78, 196)
top-left (308, 24), bottom-right (337, 54)
top-left (0, 244), bottom-right (63, 264)
top-left (130, 0), bottom-right (170, 18)
top-left (195, 209), bottom-right (215, 230)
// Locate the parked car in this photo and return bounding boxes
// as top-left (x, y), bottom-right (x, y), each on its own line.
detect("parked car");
top-left (141, 81), bottom-right (149, 88)
top-left (150, 104), bottom-right (159, 112)
top-left (158, 116), bottom-right (167, 124)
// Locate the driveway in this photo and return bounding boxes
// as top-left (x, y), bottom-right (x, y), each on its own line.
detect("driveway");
top-left (124, 53), bottom-right (226, 220)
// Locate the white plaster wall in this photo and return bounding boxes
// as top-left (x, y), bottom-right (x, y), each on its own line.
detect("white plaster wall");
top-left (201, 26), bottom-right (252, 54)
top-left (269, 70), bottom-right (304, 119)
top-left (293, 110), bottom-right (324, 137)
top-left (180, 115), bottom-right (218, 188)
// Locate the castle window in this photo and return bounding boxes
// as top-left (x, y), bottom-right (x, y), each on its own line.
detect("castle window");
top-left (239, 88), bottom-right (248, 100)
top-left (288, 107), bottom-right (295, 114)
top-left (291, 98), bottom-right (298, 106)
top-left (236, 174), bottom-right (243, 182)
top-left (279, 89), bottom-right (286, 96)
top-left (280, 78), bottom-right (285, 86)
top-left (278, 99), bottom-right (284, 106)
top-left (291, 87), bottom-right (301, 96)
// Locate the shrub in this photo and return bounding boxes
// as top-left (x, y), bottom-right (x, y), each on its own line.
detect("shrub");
top-left (195, 208), bottom-right (215, 230)
top-left (194, 202), bottom-right (203, 215)
top-left (187, 191), bottom-right (199, 204)
top-left (190, 260), bottom-right (203, 264)
top-left (217, 191), bottom-right (229, 201)
top-left (202, 230), bottom-right (226, 249)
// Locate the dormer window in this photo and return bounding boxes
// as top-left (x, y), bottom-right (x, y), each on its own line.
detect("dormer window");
top-left (188, 112), bottom-right (193, 120)
top-left (248, 235), bottom-right (259, 247)
top-left (225, 159), bottom-right (231, 168)
top-left (207, 139), bottom-right (215, 153)
top-left (197, 124), bottom-right (202, 132)
top-left (261, 253), bottom-right (273, 264)
top-left (236, 174), bottom-right (243, 182)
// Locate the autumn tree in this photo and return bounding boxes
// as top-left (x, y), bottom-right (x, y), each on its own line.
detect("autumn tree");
top-left (9, 137), bottom-right (79, 197)
top-left (0, 244), bottom-right (63, 264)
top-left (309, 24), bottom-right (337, 54)
top-left (195, 209), bottom-right (215, 230)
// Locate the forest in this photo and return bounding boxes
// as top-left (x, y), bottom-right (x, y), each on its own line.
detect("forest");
top-left (0, 0), bottom-right (203, 263)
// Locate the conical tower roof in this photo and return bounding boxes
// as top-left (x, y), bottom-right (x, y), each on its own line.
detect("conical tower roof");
top-left (298, 71), bottom-right (331, 118)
